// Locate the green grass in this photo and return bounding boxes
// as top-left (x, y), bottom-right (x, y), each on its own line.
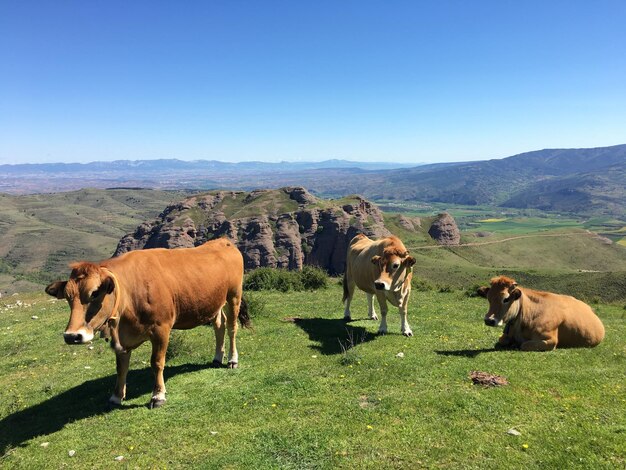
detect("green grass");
top-left (0, 189), bottom-right (192, 293)
top-left (1, 286), bottom-right (624, 468)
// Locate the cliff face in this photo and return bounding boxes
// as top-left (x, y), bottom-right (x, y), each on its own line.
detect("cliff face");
top-left (114, 187), bottom-right (393, 274)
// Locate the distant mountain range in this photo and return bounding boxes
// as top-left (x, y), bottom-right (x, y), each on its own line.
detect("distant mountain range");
top-left (0, 158), bottom-right (416, 175)
top-left (1, 145), bottom-right (625, 216)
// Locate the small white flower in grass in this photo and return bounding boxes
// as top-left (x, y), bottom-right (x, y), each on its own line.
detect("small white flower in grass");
top-left (114, 456), bottom-right (124, 461)
top-left (311, 355), bottom-right (317, 358)
top-left (68, 450), bottom-right (76, 457)
top-left (507, 428), bottom-right (521, 436)
top-left (84, 366), bottom-right (91, 369)
top-left (40, 442), bottom-right (49, 448)
top-left (88, 346), bottom-right (94, 350)
top-left (396, 352), bottom-right (404, 358)
top-left (210, 431), bottom-right (218, 435)
top-left (31, 315), bottom-right (39, 320)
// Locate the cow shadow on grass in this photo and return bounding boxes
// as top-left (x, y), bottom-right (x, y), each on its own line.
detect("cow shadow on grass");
top-left (290, 317), bottom-right (378, 355)
top-left (434, 347), bottom-right (499, 358)
top-left (0, 362), bottom-right (211, 456)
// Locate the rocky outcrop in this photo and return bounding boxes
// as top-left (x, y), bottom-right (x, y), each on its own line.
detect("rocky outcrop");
top-left (114, 187), bottom-right (394, 274)
top-left (397, 215), bottom-right (421, 231)
top-left (427, 213), bottom-right (461, 246)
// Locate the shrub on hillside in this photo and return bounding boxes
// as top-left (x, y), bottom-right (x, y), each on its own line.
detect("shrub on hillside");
top-left (464, 283), bottom-right (484, 297)
top-left (411, 276), bottom-right (435, 292)
top-left (244, 267), bottom-right (302, 292)
top-left (243, 266), bottom-right (328, 292)
top-left (300, 265), bottom-right (329, 290)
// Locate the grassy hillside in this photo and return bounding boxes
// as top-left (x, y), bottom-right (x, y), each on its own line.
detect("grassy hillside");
top-left (0, 189), bottom-right (191, 292)
top-left (383, 211), bottom-right (626, 302)
top-left (2, 189), bottom-right (626, 303)
top-left (1, 286), bottom-right (624, 468)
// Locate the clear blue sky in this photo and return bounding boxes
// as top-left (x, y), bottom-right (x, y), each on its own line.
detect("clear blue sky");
top-left (1, 1), bottom-right (625, 164)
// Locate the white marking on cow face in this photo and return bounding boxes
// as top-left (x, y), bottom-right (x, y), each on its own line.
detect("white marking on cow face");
top-left (483, 314), bottom-right (503, 327)
top-left (374, 254), bottom-right (404, 291)
top-left (64, 326), bottom-right (94, 344)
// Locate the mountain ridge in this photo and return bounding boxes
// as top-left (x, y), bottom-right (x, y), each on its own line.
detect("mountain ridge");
top-left (1, 144), bottom-right (624, 216)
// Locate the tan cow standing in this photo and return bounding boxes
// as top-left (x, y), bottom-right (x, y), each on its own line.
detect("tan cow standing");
top-left (343, 234), bottom-right (416, 336)
top-left (45, 238), bottom-right (249, 408)
top-left (477, 276), bottom-right (605, 351)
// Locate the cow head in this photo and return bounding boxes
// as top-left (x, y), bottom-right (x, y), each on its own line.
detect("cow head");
top-left (45, 262), bottom-right (117, 345)
top-left (477, 276), bottom-right (522, 327)
top-left (371, 247), bottom-right (416, 291)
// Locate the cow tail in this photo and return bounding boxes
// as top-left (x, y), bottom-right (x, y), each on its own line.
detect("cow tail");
top-left (238, 297), bottom-right (252, 328)
top-left (342, 271), bottom-right (349, 304)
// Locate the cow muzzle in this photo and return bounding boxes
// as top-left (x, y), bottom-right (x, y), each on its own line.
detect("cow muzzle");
top-left (484, 316), bottom-right (502, 327)
top-left (374, 281), bottom-right (390, 291)
top-left (63, 328), bottom-right (94, 345)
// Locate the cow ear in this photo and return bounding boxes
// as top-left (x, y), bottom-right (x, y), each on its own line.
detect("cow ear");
top-left (45, 281), bottom-right (67, 299)
top-left (101, 276), bottom-right (115, 295)
top-left (508, 287), bottom-right (522, 301)
top-left (476, 286), bottom-right (489, 298)
top-left (99, 271), bottom-right (116, 295)
top-left (371, 255), bottom-right (381, 265)
top-left (403, 256), bottom-right (416, 267)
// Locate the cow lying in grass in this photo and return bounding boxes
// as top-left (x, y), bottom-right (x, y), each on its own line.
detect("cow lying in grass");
top-left (45, 238), bottom-right (250, 408)
top-left (477, 276), bottom-right (604, 351)
top-left (343, 234), bottom-right (416, 336)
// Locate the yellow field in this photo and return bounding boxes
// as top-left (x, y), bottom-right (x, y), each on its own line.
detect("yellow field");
top-left (478, 218), bottom-right (508, 223)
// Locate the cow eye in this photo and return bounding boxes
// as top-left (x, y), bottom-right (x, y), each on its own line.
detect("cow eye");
top-left (89, 289), bottom-right (100, 300)
top-left (392, 263), bottom-right (400, 270)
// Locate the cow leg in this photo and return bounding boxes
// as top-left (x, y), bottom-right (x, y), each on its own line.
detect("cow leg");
top-left (109, 350), bottom-right (131, 406)
top-left (495, 334), bottom-right (517, 349)
top-left (211, 309), bottom-right (226, 367)
top-left (520, 338), bottom-right (557, 351)
top-left (343, 276), bottom-right (356, 321)
top-left (224, 297), bottom-right (240, 368)
top-left (375, 292), bottom-right (388, 334)
top-left (148, 327), bottom-right (170, 408)
top-left (398, 291), bottom-right (413, 337)
top-left (366, 293), bottom-right (378, 320)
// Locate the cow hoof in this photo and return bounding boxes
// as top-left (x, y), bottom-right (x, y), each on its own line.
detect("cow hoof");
top-left (369, 315), bottom-right (378, 321)
top-left (343, 316), bottom-right (353, 322)
top-left (377, 330), bottom-right (387, 335)
top-left (210, 359), bottom-right (224, 368)
top-left (403, 331), bottom-right (413, 337)
top-left (148, 398), bottom-right (166, 409)
top-left (107, 401), bottom-right (122, 410)
top-left (227, 361), bottom-right (238, 369)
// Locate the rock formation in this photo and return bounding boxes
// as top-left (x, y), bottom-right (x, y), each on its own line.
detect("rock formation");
top-left (114, 187), bottom-right (393, 274)
top-left (427, 213), bottom-right (461, 246)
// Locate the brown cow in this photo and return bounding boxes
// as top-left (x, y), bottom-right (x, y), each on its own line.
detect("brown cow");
top-left (477, 276), bottom-right (605, 351)
top-left (343, 234), bottom-right (416, 336)
top-left (45, 238), bottom-right (249, 408)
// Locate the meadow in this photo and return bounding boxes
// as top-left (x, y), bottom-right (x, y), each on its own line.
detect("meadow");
top-left (1, 284), bottom-right (624, 469)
